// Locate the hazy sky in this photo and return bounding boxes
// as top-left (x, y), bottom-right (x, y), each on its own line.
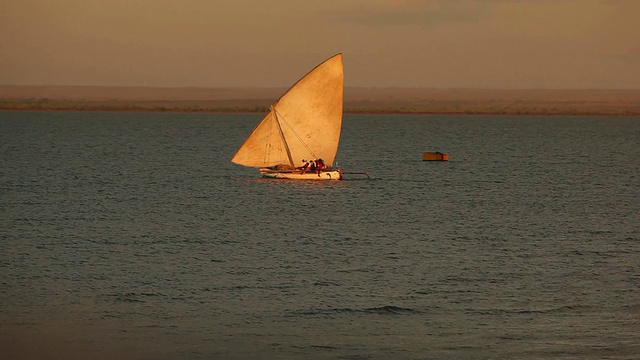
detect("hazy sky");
top-left (1, 0), bottom-right (639, 89)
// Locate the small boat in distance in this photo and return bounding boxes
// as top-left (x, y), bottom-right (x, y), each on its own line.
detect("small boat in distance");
top-left (231, 53), bottom-right (346, 180)
top-left (423, 152), bottom-right (449, 161)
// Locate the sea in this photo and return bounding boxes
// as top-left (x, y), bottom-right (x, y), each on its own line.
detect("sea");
top-left (1, 111), bottom-right (638, 360)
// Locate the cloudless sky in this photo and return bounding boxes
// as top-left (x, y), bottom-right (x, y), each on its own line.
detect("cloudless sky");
top-left (1, 0), bottom-right (639, 89)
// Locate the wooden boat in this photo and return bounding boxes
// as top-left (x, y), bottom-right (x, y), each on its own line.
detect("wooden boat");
top-left (231, 54), bottom-right (345, 180)
top-left (423, 152), bottom-right (449, 161)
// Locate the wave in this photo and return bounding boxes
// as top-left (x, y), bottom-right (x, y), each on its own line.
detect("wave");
top-left (295, 305), bottom-right (419, 317)
top-left (468, 304), bottom-right (591, 315)
top-left (108, 292), bottom-right (165, 303)
top-left (622, 303), bottom-right (640, 314)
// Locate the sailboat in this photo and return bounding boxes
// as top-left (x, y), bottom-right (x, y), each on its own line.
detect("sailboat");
top-left (231, 53), bottom-right (345, 180)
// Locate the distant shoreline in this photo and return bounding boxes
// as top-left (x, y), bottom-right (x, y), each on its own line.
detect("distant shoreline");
top-left (1, 101), bottom-right (638, 116)
top-left (2, 107), bottom-right (638, 116)
top-left (2, 85), bottom-right (639, 116)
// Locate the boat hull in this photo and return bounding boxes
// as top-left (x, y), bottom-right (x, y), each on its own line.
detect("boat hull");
top-left (259, 169), bottom-right (342, 180)
top-left (423, 152), bottom-right (448, 161)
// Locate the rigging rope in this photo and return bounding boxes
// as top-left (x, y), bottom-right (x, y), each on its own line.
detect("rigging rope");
top-left (274, 108), bottom-right (317, 160)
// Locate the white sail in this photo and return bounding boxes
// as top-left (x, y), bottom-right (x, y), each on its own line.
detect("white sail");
top-left (231, 53), bottom-right (344, 168)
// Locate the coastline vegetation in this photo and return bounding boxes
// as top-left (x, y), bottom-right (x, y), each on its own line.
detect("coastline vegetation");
top-left (2, 86), bottom-right (639, 116)
top-left (2, 98), bottom-right (639, 116)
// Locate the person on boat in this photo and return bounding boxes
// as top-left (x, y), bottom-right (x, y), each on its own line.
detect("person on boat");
top-left (309, 160), bottom-right (317, 172)
top-left (297, 159), bottom-right (310, 170)
top-left (297, 159), bottom-right (310, 173)
top-left (316, 158), bottom-right (324, 175)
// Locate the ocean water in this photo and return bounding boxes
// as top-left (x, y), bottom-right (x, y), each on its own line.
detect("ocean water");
top-left (1, 111), bottom-right (638, 360)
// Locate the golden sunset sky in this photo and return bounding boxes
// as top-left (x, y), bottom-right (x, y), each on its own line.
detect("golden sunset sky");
top-left (1, 0), bottom-right (639, 89)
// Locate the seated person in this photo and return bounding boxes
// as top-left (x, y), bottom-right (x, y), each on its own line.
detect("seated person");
top-left (297, 159), bottom-right (310, 170)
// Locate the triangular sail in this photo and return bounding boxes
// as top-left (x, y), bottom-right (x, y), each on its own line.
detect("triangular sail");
top-left (231, 53), bottom-right (343, 168)
top-left (230, 111), bottom-right (291, 167)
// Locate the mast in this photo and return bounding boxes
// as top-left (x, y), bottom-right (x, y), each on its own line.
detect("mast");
top-left (273, 106), bottom-right (295, 168)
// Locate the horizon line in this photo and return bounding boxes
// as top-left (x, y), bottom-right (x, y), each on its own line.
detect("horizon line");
top-left (2, 84), bottom-right (640, 91)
